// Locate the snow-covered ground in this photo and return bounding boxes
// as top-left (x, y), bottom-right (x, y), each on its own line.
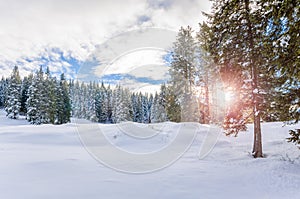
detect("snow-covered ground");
top-left (0, 109), bottom-right (299, 199)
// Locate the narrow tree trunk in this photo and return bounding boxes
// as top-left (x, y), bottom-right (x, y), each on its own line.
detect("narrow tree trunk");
top-left (254, 112), bottom-right (263, 157)
top-left (244, 0), bottom-right (263, 158)
top-left (252, 117), bottom-right (257, 153)
top-left (204, 73), bottom-right (210, 124)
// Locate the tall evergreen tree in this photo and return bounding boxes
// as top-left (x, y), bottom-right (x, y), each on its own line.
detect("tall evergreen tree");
top-left (263, 0), bottom-right (300, 144)
top-left (197, 23), bottom-right (222, 124)
top-left (5, 66), bottom-right (22, 119)
top-left (106, 85), bottom-right (113, 122)
top-left (168, 26), bottom-right (198, 122)
top-left (151, 91), bottom-right (167, 123)
top-left (202, 0), bottom-right (274, 157)
top-left (26, 68), bottom-right (44, 124)
top-left (112, 85), bottom-right (123, 123)
top-left (44, 67), bottom-right (57, 124)
top-left (55, 73), bottom-right (71, 124)
top-left (0, 77), bottom-right (8, 108)
top-left (95, 82), bottom-right (108, 123)
top-left (165, 87), bottom-right (181, 122)
top-left (131, 93), bottom-right (140, 122)
top-left (20, 74), bottom-right (33, 115)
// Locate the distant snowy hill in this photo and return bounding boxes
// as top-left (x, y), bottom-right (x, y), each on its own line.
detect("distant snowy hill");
top-left (0, 109), bottom-right (299, 199)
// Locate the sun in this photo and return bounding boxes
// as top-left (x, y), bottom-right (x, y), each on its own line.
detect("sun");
top-left (224, 88), bottom-right (235, 102)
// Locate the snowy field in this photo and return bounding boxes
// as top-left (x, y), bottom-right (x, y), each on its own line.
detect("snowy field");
top-left (0, 109), bottom-right (300, 199)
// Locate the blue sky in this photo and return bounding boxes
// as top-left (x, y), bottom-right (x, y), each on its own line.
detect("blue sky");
top-left (0, 0), bottom-right (211, 91)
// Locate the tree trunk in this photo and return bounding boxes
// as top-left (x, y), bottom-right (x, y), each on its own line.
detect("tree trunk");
top-left (204, 73), bottom-right (210, 124)
top-left (244, 0), bottom-right (263, 158)
top-left (253, 112), bottom-right (263, 157)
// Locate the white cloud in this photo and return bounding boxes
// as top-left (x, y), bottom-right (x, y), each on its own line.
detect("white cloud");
top-left (102, 49), bottom-right (165, 74)
top-left (0, 0), bottom-right (211, 77)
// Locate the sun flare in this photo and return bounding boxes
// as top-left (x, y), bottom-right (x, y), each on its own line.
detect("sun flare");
top-left (224, 88), bottom-right (235, 102)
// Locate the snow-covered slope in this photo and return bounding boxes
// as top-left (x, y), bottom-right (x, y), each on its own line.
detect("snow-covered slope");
top-left (0, 109), bottom-right (299, 199)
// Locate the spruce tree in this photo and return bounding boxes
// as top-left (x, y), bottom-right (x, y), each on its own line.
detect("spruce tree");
top-left (151, 92), bottom-right (167, 123)
top-left (106, 85), bottom-right (113, 122)
top-left (202, 0), bottom-right (275, 157)
top-left (44, 67), bottom-right (57, 124)
top-left (26, 69), bottom-right (44, 124)
top-left (20, 74), bottom-right (33, 115)
top-left (168, 26), bottom-right (198, 122)
top-left (55, 73), bottom-right (71, 124)
top-left (131, 93), bottom-right (140, 122)
top-left (96, 82), bottom-right (108, 123)
top-left (0, 77), bottom-right (8, 108)
top-left (264, 0), bottom-right (300, 144)
top-left (5, 66), bottom-right (22, 119)
top-left (112, 85), bottom-right (123, 123)
top-left (165, 87), bottom-right (181, 122)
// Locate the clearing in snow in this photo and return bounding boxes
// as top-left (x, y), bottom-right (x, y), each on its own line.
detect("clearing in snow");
top-left (0, 110), bottom-right (299, 199)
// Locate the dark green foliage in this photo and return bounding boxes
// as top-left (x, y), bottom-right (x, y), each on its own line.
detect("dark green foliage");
top-left (25, 68), bottom-right (71, 125)
top-left (55, 73), bottom-right (71, 124)
top-left (201, 0), bottom-right (272, 157)
top-left (0, 77), bottom-right (8, 108)
top-left (287, 129), bottom-right (300, 147)
top-left (95, 82), bottom-right (108, 123)
top-left (165, 88), bottom-right (181, 123)
top-left (223, 115), bottom-right (247, 137)
top-left (20, 75), bottom-right (32, 115)
top-left (200, 0), bottom-right (299, 151)
top-left (5, 66), bottom-right (22, 119)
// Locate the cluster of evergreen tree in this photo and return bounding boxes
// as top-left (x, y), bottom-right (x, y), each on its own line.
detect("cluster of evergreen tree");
top-left (0, 66), bottom-right (71, 124)
top-left (166, 26), bottom-right (219, 124)
top-left (69, 81), bottom-right (168, 124)
top-left (0, 67), bottom-right (172, 125)
top-left (0, 64), bottom-right (198, 126)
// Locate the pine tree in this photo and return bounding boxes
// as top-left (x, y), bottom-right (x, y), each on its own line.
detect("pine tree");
top-left (140, 93), bottom-right (148, 123)
top-left (131, 93), bottom-right (140, 122)
top-left (165, 87), bottom-right (181, 122)
top-left (95, 82), bottom-right (108, 123)
top-left (202, 0), bottom-right (277, 157)
top-left (197, 22), bottom-right (222, 124)
top-left (70, 80), bottom-right (82, 118)
top-left (112, 85), bottom-right (123, 123)
top-left (55, 73), bottom-right (71, 124)
top-left (151, 92), bottom-right (167, 123)
top-left (106, 85), bottom-right (113, 122)
top-left (137, 92), bottom-right (145, 123)
top-left (26, 69), bottom-right (44, 124)
top-left (169, 26), bottom-right (197, 92)
top-left (168, 26), bottom-right (198, 122)
top-left (79, 82), bottom-right (88, 119)
top-left (5, 66), bottom-right (22, 119)
top-left (86, 81), bottom-right (97, 122)
top-left (26, 66), bottom-right (55, 124)
top-left (122, 88), bottom-right (133, 122)
top-left (264, 0), bottom-right (300, 144)
top-left (0, 77), bottom-right (8, 108)
top-left (44, 67), bottom-right (57, 124)
top-left (148, 93), bottom-right (153, 123)
top-left (287, 129), bottom-right (300, 147)
top-left (20, 74), bottom-right (33, 115)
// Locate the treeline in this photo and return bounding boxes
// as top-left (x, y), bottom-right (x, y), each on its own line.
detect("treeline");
top-left (0, 66), bottom-right (183, 125)
top-left (69, 81), bottom-right (169, 124)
